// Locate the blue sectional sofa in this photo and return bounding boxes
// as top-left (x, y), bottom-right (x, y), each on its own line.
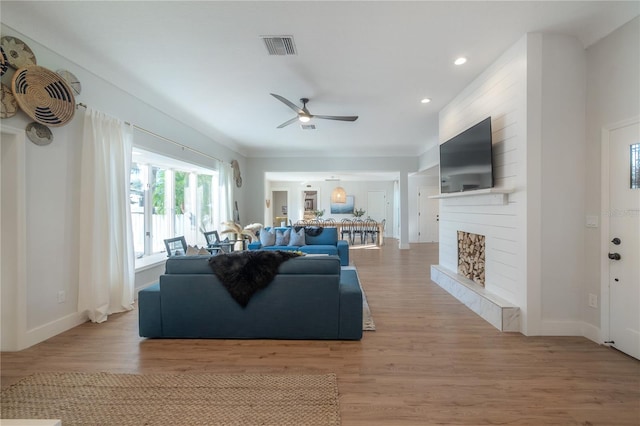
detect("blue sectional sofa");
top-left (138, 254), bottom-right (362, 340)
top-left (247, 226), bottom-right (349, 266)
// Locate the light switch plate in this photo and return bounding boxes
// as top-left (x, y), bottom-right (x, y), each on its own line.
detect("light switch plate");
top-left (586, 215), bottom-right (599, 228)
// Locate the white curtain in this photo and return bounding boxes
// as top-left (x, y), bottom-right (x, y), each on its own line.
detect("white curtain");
top-left (218, 161), bottom-right (234, 225)
top-left (78, 108), bottom-right (135, 323)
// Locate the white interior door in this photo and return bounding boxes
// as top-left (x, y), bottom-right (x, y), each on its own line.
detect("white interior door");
top-left (418, 186), bottom-right (439, 242)
top-left (607, 120), bottom-right (640, 360)
top-left (367, 190), bottom-right (386, 224)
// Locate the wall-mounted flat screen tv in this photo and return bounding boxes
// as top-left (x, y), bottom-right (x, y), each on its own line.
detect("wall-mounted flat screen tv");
top-left (439, 117), bottom-right (493, 194)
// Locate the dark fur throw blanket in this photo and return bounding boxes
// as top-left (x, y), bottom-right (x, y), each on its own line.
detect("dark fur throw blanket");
top-left (208, 250), bottom-right (301, 307)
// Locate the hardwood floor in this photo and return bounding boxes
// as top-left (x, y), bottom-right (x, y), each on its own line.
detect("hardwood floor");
top-left (2, 241), bottom-right (639, 425)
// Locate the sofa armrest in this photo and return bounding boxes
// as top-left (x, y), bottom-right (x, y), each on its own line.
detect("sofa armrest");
top-left (337, 240), bottom-right (349, 266)
top-left (248, 242), bottom-right (262, 250)
top-left (138, 283), bottom-right (162, 337)
top-left (338, 271), bottom-right (363, 340)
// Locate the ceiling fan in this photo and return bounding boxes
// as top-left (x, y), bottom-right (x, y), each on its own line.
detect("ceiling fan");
top-left (270, 93), bottom-right (358, 128)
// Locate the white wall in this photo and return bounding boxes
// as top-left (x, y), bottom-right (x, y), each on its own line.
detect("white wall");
top-left (438, 32), bottom-right (590, 335)
top-left (1, 127), bottom-right (26, 350)
top-left (0, 24), bottom-right (247, 348)
top-left (584, 17), bottom-right (640, 329)
top-left (538, 34), bottom-right (587, 329)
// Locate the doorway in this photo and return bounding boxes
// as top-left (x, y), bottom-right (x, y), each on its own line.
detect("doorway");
top-left (303, 190), bottom-right (317, 221)
top-left (1, 126), bottom-right (28, 351)
top-left (418, 186), bottom-right (439, 242)
top-left (601, 117), bottom-right (639, 360)
top-left (271, 190), bottom-right (288, 227)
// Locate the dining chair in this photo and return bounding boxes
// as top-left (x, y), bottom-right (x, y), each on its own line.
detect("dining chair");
top-left (203, 230), bottom-right (221, 247)
top-left (352, 219), bottom-right (365, 244)
top-left (203, 230), bottom-right (233, 253)
top-left (340, 218), bottom-right (352, 243)
top-left (364, 219), bottom-right (378, 244)
top-left (164, 236), bottom-right (187, 257)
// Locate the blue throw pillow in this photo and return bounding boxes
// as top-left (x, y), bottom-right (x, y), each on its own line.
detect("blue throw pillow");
top-left (276, 228), bottom-right (291, 245)
top-left (289, 227), bottom-right (306, 246)
top-left (259, 228), bottom-right (276, 247)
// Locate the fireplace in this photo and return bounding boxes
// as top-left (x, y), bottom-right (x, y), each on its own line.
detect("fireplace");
top-left (457, 231), bottom-right (485, 287)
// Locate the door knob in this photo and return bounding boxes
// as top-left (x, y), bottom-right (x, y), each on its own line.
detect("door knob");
top-left (608, 253), bottom-right (621, 260)
top-left (611, 237), bottom-right (621, 245)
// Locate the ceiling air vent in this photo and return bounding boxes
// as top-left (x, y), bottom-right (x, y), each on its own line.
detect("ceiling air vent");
top-left (261, 35), bottom-right (297, 56)
top-left (301, 124), bottom-right (316, 130)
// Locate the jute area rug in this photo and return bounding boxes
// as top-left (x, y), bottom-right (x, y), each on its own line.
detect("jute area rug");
top-left (1, 372), bottom-right (340, 426)
top-left (343, 266), bottom-right (376, 331)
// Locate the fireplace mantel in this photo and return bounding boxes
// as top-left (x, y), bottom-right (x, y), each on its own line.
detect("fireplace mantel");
top-left (428, 188), bottom-right (513, 205)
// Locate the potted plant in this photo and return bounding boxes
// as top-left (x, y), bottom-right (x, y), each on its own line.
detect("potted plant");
top-left (353, 208), bottom-right (366, 218)
top-left (314, 209), bottom-right (325, 219)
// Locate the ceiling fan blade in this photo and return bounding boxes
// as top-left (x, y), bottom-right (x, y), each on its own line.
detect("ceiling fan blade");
top-left (277, 117), bottom-right (299, 128)
top-left (314, 115), bottom-right (359, 122)
top-left (270, 93), bottom-right (303, 114)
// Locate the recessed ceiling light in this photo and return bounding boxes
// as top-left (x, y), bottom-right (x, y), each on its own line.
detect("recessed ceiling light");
top-left (421, 98), bottom-right (431, 104)
top-left (454, 57), bottom-right (467, 65)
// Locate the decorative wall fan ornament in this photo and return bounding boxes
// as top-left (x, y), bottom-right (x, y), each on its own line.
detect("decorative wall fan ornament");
top-left (270, 93), bottom-right (358, 128)
top-left (12, 65), bottom-right (75, 127)
top-left (26, 122), bottom-right (53, 146)
top-left (0, 46), bottom-right (8, 76)
top-left (0, 36), bottom-right (37, 69)
top-left (1, 83), bottom-right (18, 118)
top-left (56, 69), bottom-right (82, 95)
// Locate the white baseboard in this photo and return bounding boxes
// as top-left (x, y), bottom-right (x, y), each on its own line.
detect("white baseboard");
top-left (581, 322), bottom-right (602, 344)
top-left (535, 319), bottom-right (602, 343)
top-left (21, 311), bottom-right (88, 351)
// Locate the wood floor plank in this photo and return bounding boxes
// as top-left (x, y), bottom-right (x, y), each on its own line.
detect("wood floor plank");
top-left (2, 241), bottom-right (639, 425)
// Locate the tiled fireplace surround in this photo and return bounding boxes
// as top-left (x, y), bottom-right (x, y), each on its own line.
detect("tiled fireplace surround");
top-left (431, 229), bottom-right (520, 332)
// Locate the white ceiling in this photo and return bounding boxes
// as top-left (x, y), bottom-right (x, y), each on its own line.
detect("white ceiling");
top-left (2, 1), bottom-right (638, 161)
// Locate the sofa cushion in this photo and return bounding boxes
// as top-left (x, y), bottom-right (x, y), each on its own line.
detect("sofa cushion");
top-left (277, 255), bottom-right (340, 274)
top-left (305, 227), bottom-right (338, 245)
top-left (165, 255), bottom-right (214, 274)
top-left (165, 254), bottom-right (340, 276)
top-left (259, 228), bottom-right (276, 246)
top-left (289, 227), bottom-right (306, 246)
top-left (301, 245), bottom-right (338, 256)
top-left (275, 228), bottom-right (291, 245)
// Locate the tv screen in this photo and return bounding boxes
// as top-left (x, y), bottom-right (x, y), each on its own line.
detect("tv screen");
top-left (439, 117), bottom-right (493, 193)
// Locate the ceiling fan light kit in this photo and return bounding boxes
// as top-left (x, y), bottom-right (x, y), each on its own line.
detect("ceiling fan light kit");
top-left (270, 93), bottom-right (358, 129)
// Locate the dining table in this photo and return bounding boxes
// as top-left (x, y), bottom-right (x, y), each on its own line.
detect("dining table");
top-left (298, 220), bottom-right (385, 246)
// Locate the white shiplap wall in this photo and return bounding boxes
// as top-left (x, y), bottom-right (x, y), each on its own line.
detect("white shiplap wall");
top-left (438, 36), bottom-right (528, 306)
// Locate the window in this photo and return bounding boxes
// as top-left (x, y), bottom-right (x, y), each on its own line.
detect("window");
top-left (130, 149), bottom-right (220, 260)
